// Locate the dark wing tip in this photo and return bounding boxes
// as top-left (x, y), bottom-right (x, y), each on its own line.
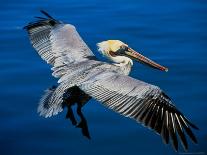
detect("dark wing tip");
top-left (190, 124), bottom-right (199, 130)
top-left (178, 115), bottom-right (198, 144)
top-left (169, 112), bottom-right (179, 152)
top-left (40, 10), bottom-right (55, 19)
top-left (183, 116), bottom-right (199, 130)
top-left (34, 16), bottom-right (47, 20)
top-left (138, 91), bottom-right (198, 152)
top-left (23, 11), bottom-right (60, 31)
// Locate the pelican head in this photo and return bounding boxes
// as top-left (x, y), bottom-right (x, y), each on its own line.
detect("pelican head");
top-left (97, 40), bottom-right (168, 72)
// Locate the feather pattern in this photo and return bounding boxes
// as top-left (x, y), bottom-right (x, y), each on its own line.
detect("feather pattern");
top-left (37, 86), bottom-right (64, 118)
top-left (24, 11), bottom-right (103, 116)
top-left (24, 11), bottom-right (95, 78)
top-left (79, 71), bottom-right (198, 151)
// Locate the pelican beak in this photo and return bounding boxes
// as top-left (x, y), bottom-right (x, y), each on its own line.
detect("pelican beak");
top-left (125, 48), bottom-right (168, 72)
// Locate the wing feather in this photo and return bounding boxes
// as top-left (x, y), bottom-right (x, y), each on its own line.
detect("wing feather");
top-left (24, 11), bottom-right (95, 78)
top-left (25, 11), bottom-right (101, 116)
top-left (79, 71), bottom-right (198, 151)
top-left (175, 113), bottom-right (188, 150)
top-left (168, 112), bottom-right (178, 151)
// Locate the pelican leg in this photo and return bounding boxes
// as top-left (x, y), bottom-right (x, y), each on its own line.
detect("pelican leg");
top-left (76, 103), bottom-right (91, 139)
top-left (63, 87), bottom-right (77, 126)
top-left (74, 87), bottom-right (91, 139)
top-left (63, 86), bottom-right (91, 138)
top-left (65, 105), bottom-right (77, 125)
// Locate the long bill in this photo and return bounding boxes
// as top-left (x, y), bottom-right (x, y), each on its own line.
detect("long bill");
top-left (126, 48), bottom-right (168, 72)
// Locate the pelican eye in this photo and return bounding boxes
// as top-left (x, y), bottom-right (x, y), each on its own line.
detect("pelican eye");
top-left (116, 45), bottom-right (129, 55)
top-left (121, 45), bottom-right (129, 51)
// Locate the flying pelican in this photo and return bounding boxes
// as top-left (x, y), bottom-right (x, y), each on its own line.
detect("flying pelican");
top-left (24, 10), bottom-right (198, 151)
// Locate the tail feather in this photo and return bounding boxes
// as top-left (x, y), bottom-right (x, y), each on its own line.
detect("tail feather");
top-left (38, 86), bottom-right (64, 118)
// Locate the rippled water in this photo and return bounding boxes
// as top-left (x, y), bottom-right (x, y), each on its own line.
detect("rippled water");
top-left (0, 0), bottom-right (207, 155)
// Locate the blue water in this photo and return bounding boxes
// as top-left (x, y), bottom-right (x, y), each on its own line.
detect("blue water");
top-left (0, 0), bottom-right (207, 155)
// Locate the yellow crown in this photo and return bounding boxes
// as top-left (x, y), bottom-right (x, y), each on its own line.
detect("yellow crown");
top-left (108, 40), bottom-right (125, 52)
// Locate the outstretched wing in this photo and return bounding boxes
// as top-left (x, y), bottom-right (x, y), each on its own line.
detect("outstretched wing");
top-left (24, 11), bottom-right (99, 117)
top-left (24, 10), bottom-right (96, 78)
top-left (79, 71), bottom-right (198, 151)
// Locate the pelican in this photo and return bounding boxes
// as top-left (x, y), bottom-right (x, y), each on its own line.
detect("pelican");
top-left (24, 10), bottom-right (198, 151)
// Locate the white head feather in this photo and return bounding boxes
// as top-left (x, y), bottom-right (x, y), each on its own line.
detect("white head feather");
top-left (97, 40), bottom-right (133, 66)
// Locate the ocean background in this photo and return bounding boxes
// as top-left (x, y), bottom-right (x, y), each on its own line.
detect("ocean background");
top-left (0, 0), bottom-right (206, 154)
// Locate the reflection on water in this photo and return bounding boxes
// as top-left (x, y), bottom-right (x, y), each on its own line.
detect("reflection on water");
top-left (0, 0), bottom-right (207, 155)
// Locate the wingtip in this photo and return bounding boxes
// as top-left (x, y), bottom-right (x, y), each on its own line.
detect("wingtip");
top-left (190, 123), bottom-right (199, 130)
top-left (40, 10), bottom-right (47, 14)
top-left (40, 10), bottom-right (54, 19)
top-left (34, 16), bottom-right (47, 20)
top-left (182, 115), bottom-right (199, 130)
top-left (173, 144), bottom-right (178, 152)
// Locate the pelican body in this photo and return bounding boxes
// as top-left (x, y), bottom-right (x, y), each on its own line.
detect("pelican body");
top-left (24, 11), bottom-right (198, 152)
